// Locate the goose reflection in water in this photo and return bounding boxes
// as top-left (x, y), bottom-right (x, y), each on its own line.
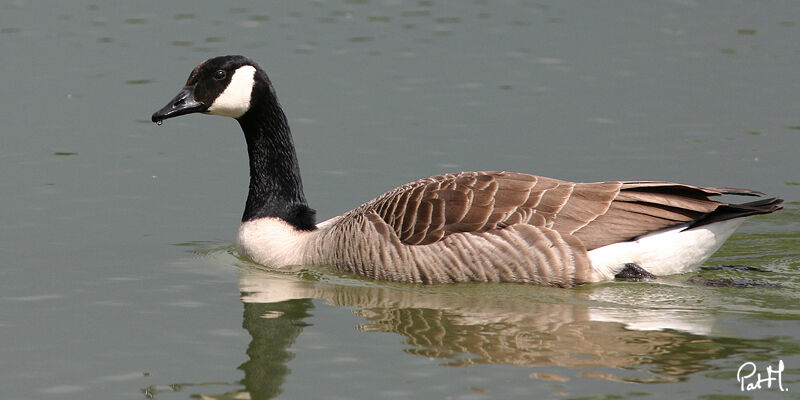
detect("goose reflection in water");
top-left (146, 251), bottom-right (783, 400)
top-left (234, 267), bottom-right (718, 394)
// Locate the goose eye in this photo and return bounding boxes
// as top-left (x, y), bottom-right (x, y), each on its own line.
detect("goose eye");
top-left (213, 70), bottom-right (226, 80)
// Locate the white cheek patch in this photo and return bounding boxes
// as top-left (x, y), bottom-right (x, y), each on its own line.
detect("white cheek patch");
top-left (207, 65), bottom-right (257, 118)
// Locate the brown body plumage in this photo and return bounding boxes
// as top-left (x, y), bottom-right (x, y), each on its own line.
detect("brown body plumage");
top-left (291, 171), bottom-right (781, 286)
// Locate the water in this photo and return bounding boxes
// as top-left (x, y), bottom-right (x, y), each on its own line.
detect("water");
top-left (1, 1), bottom-right (799, 399)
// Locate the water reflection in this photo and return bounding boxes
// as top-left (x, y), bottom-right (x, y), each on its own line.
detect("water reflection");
top-left (224, 268), bottom-right (720, 398)
top-left (239, 298), bottom-right (311, 399)
top-left (148, 234), bottom-right (800, 399)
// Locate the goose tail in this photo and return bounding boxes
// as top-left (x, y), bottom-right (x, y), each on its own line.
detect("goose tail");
top-left (686, 196), bottom-right (783, 230)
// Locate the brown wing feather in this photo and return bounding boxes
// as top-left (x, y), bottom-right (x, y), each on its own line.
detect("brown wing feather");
top-left (570, 182), bottom-right (769, 249)
top-left (354, 171), bottom-right (774, 250)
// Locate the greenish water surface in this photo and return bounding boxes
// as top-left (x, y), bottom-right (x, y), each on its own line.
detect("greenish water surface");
top-left (1, 1), bottom-right (798, 399)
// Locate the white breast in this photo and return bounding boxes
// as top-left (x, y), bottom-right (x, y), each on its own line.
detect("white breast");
top-left (237, 217), bottom-right (316, 267)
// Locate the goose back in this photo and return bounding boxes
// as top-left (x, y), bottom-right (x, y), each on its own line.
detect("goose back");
top-left (302, 171), bottom-right (776, 286)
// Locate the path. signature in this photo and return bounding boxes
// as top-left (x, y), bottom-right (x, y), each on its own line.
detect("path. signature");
top-left (737, 360), bottom-right (788, 392)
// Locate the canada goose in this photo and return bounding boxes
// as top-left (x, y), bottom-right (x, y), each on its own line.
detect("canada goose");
top-left (152, 55), bottom-right (783, 287)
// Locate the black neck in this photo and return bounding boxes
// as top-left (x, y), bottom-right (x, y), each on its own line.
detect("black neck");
top-left (237, 97), bottom-right (316, 230)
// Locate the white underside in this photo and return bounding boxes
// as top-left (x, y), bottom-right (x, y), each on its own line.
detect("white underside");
top-left (588, 217), bottom-right (748, 280)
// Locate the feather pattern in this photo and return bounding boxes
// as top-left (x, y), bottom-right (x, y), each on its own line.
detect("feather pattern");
top-left (292, 171), bottom-right (781, 286)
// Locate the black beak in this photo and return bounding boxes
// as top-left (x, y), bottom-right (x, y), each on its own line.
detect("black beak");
top-left (151, 86), bottom-right (206, 123)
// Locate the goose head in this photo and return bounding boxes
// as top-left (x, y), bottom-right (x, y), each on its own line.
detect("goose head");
top-left (152, 55), bottom-right (315, 228)
top-left (152, 55), bottom-right (270, 123)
